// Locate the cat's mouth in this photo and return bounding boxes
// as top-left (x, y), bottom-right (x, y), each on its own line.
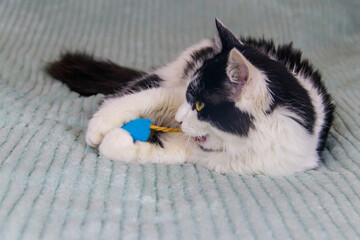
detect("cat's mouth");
top-left (191, 134), bottom-right (219, 152)
top-left (193, 135), bottom-right (207, 143)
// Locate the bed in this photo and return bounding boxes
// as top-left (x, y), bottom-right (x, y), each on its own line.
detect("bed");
top-left (0, 0), bottom-right (360, 239)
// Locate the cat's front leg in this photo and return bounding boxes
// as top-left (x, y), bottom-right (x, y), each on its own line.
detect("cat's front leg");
top-left (85, 98), bottom-right (136, 147)
top-left (86, 87), bottom-right (184, 147)
top-left (99, 128), bottom-right (189, 164)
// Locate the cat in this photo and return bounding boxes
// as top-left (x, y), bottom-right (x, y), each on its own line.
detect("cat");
top-left (46, 19), bottom-right (334, 175)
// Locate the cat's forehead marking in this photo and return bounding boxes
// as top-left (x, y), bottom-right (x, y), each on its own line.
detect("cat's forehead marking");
top-left (182, 41), bottom-right (220, 79)
top-left (185, 50), bottom-right (231, 106)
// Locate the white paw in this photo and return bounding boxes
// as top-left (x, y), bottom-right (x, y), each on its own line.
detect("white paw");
top-left (86, 112), bottom-right (124, 147)
top-left (99, 128), bottom-right (137, 161)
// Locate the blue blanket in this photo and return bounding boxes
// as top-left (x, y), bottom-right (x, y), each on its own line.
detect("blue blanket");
top-left (1, 0), bottom-right (360, 239)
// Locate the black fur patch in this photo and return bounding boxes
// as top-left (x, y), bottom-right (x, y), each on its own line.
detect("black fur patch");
top-left (199, 101), bottom-right (254, 136)
top-left (127, 74), bottom-right (163, 92)
top-left (183, 46), bottom-right (216, 79)
top-left (111, 74), bottom-right (164, 98)
top-left (186, 52), bottom-right (254, 136)
top-left (237, 44), bottom-right (316, 133)
top-left (45, 52), bottom-right (145, 96)
top-left (148, 132), bottom-right (164, 148)
top-left (240, 37), bottom-right (335, 152)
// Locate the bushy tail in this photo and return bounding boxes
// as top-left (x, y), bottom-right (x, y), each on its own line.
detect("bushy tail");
top-left (45, 52), bottom-right (145, 96)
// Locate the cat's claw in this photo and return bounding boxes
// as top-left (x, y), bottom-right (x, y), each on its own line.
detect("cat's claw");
top-left (99, 128), bottom-right (137, 161)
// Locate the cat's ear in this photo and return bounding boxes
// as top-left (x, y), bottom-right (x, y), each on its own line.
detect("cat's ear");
top-left (215, 18), bottom-right (240, 50)
top-left (226, 48), bottom-right (255, 87)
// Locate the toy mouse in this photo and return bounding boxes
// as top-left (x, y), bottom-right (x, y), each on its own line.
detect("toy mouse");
top-left (121, 118), bottom-right (182, 142)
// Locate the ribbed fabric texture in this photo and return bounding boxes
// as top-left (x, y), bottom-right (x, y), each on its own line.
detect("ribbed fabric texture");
top-left (0, 0), bottom-right (360, 239)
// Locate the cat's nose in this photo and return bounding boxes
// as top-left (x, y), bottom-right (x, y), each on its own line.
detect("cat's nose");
top-left (175, 102), bottom-right (191, 123)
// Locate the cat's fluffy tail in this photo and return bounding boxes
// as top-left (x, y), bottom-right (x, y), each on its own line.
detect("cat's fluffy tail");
top-left (45, 52), bottom-right (145, 96)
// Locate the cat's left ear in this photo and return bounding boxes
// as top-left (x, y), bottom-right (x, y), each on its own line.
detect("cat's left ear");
top-left (215, 18), bottom-right (240, 50)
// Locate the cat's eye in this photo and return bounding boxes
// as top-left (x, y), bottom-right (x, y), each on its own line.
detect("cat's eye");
top-left (195, 101), bottom-right (205, 111)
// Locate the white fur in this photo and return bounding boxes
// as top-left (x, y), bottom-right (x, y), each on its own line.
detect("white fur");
top-left (156, 38), bottom-right (219, 88)
top-left (295, 73), bottom-right (328, 142)
top-left (86, 37), bottom-right (325, 176)
top-left (99, 128), bottom-right (189, 164)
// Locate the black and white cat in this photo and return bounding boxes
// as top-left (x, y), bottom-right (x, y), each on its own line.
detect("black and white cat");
top-left (46, 19), bottom-right (334, 175)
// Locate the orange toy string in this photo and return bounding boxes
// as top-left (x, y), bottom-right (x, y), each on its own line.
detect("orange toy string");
top-left (149, 124), bottom-right (182, 133)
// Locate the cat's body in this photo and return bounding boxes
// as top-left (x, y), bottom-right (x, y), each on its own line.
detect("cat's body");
top-left (46, 20), bottom-right (334, 175)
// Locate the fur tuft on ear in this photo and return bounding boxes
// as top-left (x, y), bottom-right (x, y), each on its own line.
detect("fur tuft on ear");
top-left (215, 18), bottom-right (240, 50)
top-left (227, 48), bottom-right (250, 85)
top-left (226, 48), bottom-right (271, 111)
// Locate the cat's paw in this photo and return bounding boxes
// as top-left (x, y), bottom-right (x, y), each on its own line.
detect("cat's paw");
top-left (86, 113), bottom-right (123, 147)
top-left (86, 117), bottom-right (109, 147)
top-left (99, 128), bottom-right (137, 161)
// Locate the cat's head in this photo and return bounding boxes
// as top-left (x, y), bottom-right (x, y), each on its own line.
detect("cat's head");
top-left (175, 19), bottom-right (274, 151)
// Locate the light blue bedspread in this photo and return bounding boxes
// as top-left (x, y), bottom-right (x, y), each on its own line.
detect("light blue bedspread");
top-left (1, 0), bottom-right (360, 239)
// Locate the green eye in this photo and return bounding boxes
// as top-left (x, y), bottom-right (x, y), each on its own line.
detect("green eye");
top-left (196, 101), bottom-right (205, 111)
